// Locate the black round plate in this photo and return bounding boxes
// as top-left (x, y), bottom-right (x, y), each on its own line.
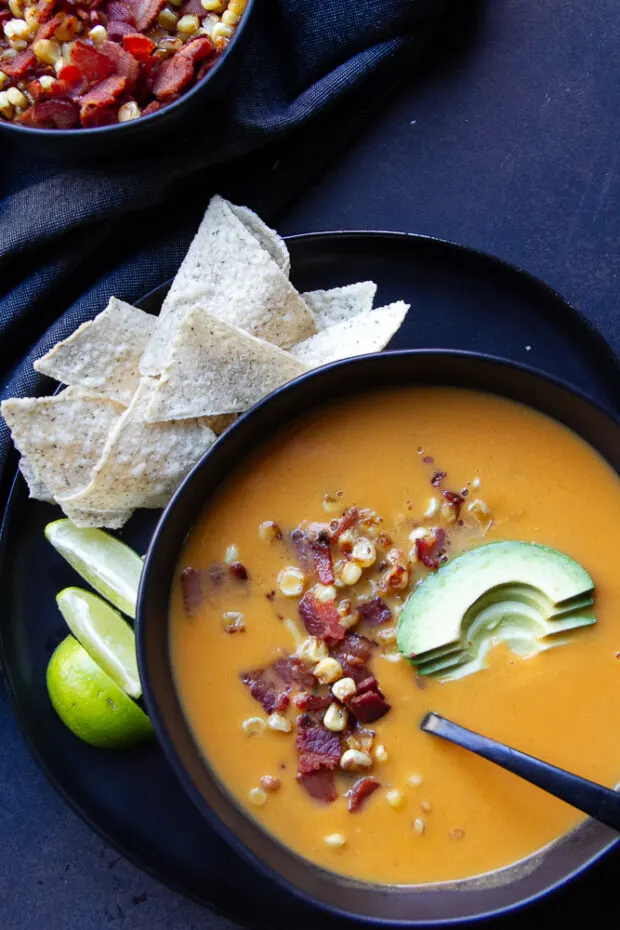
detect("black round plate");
top-left (1, 233), bottom-right (618, 928)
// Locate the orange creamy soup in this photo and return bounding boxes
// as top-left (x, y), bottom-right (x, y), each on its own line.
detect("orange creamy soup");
top-left (169, 387), bottom-right (620, 885)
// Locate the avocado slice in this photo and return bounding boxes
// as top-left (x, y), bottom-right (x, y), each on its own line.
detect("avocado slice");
top-left (397, 541), bottom-right (595, 680)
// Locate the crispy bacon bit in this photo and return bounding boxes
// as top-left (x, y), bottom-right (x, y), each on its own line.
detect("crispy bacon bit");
top-left (345, 676), bottom-right (390, 724)
top-left (329, 507), bottom-right (359, 542)
top-left (180, 562), bottom-right (225, 614)
top-left (70, 40), bottom-right (114, 82)
top-left (107, 19), bottom-right (135, 38)
top-left (18, 98), bottom-right (79, 128)
top-left (100, 40), bottom-right (139, 91)
top-left (241, 668), bottom-right (290, 715)
top-left (272, 656), bottom-right (316, 690)
top-left (431, 470), bottom-right (446, 487)
top-left (298, 592), bottom-right (345, 646)
top-left (291, 524), bottom-right (335, 584)
top-left (415, 528), bottom-right (446, 570)
top-left (346, 776), bottom-right (381, 813)
top-left (37, 0), bottom-right (56, 21)
top-left (34, 12), bottom-right (78, 40)
top-left (442, 490), bottom-right (464, 517)
top-left (179, 0), bottom-right (208, 17)
top-left (4, 49), bottom-right (37, 79)
top-left (79, 74), bottom-right (127, 125)
top-left (122, 32), bottom-right (156, 61)
top-left (331, 633), bottom-right (375, 683)
top-left (265, 590), bottom-right (276, 601)
top-left (134, 0), bottom-right (166, 30)
top-left (294, 693), bottom-right (332, 713)
top-left (152, 36), bottom-right (213, 100)
top-left (296, 713), bottom-right (341, 775)
top-left (106, 0), bottom-right (134, 21)
top-left (423, 455), bottom-right (434, 464)
top-left (141, 99), bottom-right (161, 115)
top-left (229, 561), bottom-right (249, 581)
top-left (357, 597), bottom-right (392, 626)
top-left (297, 770), bottom-right (336, 803)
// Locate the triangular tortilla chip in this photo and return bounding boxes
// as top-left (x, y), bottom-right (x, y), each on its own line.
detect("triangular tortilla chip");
top-left (60, 378), bottom-right (217, 510)
top-left (144, 307), bottom-right (306, 422)
top-left (19, 455), bottom-right (54, 503)
top-left (291, 302), bottom-right (410, 369)
top-left (139, 196), bottom-right (315, 375)
top-left (34, 298), bottom-right (155, 406)
top-left (302, 282), bottom-right (377, 330)
top-left (62, 506), bottom-right (134, 529)
top-left (227, 202), bottom-right (290, 276)
top-left (1, 390), bottom-right (124, 501)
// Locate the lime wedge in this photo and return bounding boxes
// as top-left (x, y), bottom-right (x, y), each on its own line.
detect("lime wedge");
top-left (47, 636), bottom-right (152, 749)
top-left (45, 519), bottom-right (142, 618)
top-left (57, 587), bottom-right (142, 698)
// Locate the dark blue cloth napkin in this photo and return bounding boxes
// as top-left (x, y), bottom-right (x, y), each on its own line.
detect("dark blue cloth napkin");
top-left (0, 0), bottom-right (450, 491)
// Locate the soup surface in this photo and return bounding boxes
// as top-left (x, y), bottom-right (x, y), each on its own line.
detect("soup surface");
top-left (170, 387), bottom-right (620, 884)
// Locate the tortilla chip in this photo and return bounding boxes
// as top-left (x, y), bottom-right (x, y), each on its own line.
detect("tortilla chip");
top-left (62, 506), bottom-right (134, 530)
top-left (19, 455), bottom-right (54, 503)
top-left (227, 202), bottom-right (290, 276)
top-left (291, 301), bottom-right (410, 369)
top-left (144, 307), bottom-right (306, 422)
top-left (302, 282), bottom-right (377, 330)
top-left (1, 390), bottom-right (124, 501)
top-left (139, 195), bottom-right (315, 375)
top-left (34, 298), bottom-right (155, 406)
top-left (60, 378), bottom-right (217, 511)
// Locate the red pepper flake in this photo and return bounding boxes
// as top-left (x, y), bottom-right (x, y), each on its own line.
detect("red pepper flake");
top-left (346, 776), bottom-right (380, 813)
top-left (298, 592), bottom-right (345, 646)
top-left (430, 470), bottom-right (446, 487)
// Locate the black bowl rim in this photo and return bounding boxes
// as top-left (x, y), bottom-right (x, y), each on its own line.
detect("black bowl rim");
top-left (137, 347), bottom-right (620, 927)
top-left (0, 0), bottom-right (257, 140)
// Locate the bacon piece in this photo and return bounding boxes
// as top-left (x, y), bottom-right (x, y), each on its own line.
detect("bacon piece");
top-left (122, 32), bottom-right (156, 61)
top-left (331, 633), bottom-right (375, 683)
top-left (229, 561), bottom-right (248, 581)
top-left (17, 98), bottom-right (79, 128)
top-left (152, 36), bottom-right (214, 101)
top-left (291, 523), bottom-right (334, 584)
top-left (179, 563), bottom-right (225, 614)
top-left (179, 0), bottom-right (207, 17)
top-left (29, 70), bottom-right (83, 99)
top-left (106, 0), bottom-right (135, 21)
top-left (107, 19), bottom-right (135, 37)
top-left (37, 0), bottom-right (56, 21)
top-left (328, 507), bottom-right (359, 542)
top-left (35, 12), bottom-right (78, 40)
top-left (134, 0), bottom-right (166, 30)
top-left (297, 770), bottom-right (336, 803)
top-left (431, 470), bottom-right (446, 487)
top-left (442, 489), bottom-right (464, 517)
top-left (345, 676), bottom-right (390, 724)
top-left (272, 656), bottom-right (316, 691)
top-left (346, 776), bottom-right (380, 813)
top-left (416, 528), bottom-right (446, 570)
top-left (298, 592), bottom-right (345, 646)
top-left (141, 99), bottom-right (161, 115)
top-left (296, 713), bottom-right (341, 774)
top-left (241, 668), bottom-right (290, 715)
top-left (100, 40), bottom-right (139, 91)
top-left (4, 49), bottom-right (37, 79)
top-left (70, 40), bottom-right (115, 82)
top-left (79, 74), bottom-right (126, 125)
top-left (294, 692), bottom-right (332, 713)
top-left (356, 597), bottom-right (392, 626)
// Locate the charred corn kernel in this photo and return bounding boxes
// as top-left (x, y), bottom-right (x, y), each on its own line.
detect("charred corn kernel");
top-left (0, 71), bottom-right (6, 89)
top-left (376, 626), bottom-right (397, 645)
top-left (54, 17), bottom-right (79, 40)
top-left (201, 0), bottom-right (224, 8)
top-left (424, 498), bottom-right (439, 518)
top-left (267, 713), bottom-right (292, 733)
top-left (407, 772), bottom-right (423, 787)
top-left (228, 0), bottom-right (246, 13)
top-left (467, 498), bottom-right (489, 521)
top-left (337, 529), bottom-right (356, 548)
top-left (221, 8), bottom-right (238, 25)
top-left (88, 24), bottom-right (107, 44)
top-left (340, 609), bottom-right (360, 630)
top-left (413, 818), bottom-right (426, 835)
top-left (331, 676), bottom-right (356, 702)
top-left (386, 789), bottom-right (405, 809)
top-left (374, 745), bottom-right (388, 762)
top-left (323, 702), bottom-right (348, 732)
top-left (158, 7), bottom-right (178, 28)
top-left (6, 85), bottom-right (26, 107)
top-left (296, 636), bottom-right (329, 664)
top-left (177, 12), bottom-right (199, 33)
top-left (278, 566), bottom-right (305, 597)
top-left (337, 598), bottom-right (352, 618)
top-left (324, 833), bottom-right (346, 848)
top-left (0, 91), bottom-right (13, 116)
top-left (313, 657), bottom-right (343, 685)
top-left (258, 520), bottom-right (280, 542)
top-left (260, 775), bottom-right (281, 792)
top-left (221, 610), bottom-right (245, 632)
top-left (118, 101), bottom-right (141, 122)
top-left (420, 800), bottom-right (432, 813)
top-left (340, 749), bottom-right (373, 771)
top-left (8, 0), bottom-right (23, 17)
top-left (351, 538), bottom-right (376, 567)
top-left (314, 583), bottom-right (337, 603)
top-left (248, 787), bottom-right (267, 807)
top-left (284, 618), bottom-right (304, 648)
top-left (345, 728), bottom-right (375, 753)
top-left (4, 19), bottom-right (30, 42)
top-left (409, 526), bottom-right (428, 543)
top-left (25, 8), bottom-right (39, 30)
top-left (242, 716), bottom-right (266, 736)
top-left (224, 543), bottom-right (239, 565)
top-left (340, 561), bottom-right (362, 586)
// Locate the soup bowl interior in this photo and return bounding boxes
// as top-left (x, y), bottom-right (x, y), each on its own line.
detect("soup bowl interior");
top-left (137, 350), bottom-right (620, 926)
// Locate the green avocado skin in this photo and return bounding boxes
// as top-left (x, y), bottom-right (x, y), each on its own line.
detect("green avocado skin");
top-left (396, 540), bottom-right (595, 678)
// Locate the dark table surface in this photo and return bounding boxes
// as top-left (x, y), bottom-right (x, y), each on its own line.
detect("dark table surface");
top-left (1, 1), bottom-right (618, 928)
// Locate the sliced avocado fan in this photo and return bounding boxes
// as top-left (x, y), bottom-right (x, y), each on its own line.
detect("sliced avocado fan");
top-left (397, 541), bottom-right (595, 681)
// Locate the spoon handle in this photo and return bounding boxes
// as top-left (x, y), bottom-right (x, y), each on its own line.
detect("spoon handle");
top-left (421, 712), bottom-right (620, 832)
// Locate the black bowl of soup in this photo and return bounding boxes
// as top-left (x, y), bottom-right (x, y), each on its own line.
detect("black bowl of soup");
top-left (137, 349), bottom-right (620, 925)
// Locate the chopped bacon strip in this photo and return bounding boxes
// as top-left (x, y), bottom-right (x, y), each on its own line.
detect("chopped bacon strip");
top-left (431, 470), bottom-right (447, 487)
top-left (272, 655), bottom-right (316, 690)
top-left (106, 0), bottom-right (135, 22)
top-left (290, 524), bottom-right (334, 584)
top-left (296, 713), bottom-right (341, 774)
top-left (442, 489), bottom-right (464, 517)
top-left (294, 692), bottom-right (332, 713)
top-left (298, 592), bottom-right (345, 646)
top-left (179, 0), bottom-right (208, 17)
top-left (141, 99), bottom-right (161, 115)
top-left (37, 0), bottom-right (56, 21)
top-left (416, 528), bottom-right (446, 570)
top-left (134, 0), bottom-right (167, 31)
top-left (100, 40), bottom-right (139, 91)
top-left (297, 770), bottom-right (336, 803)
top-left (180, 562), bottom-right (225, 614)
top-left (122, 32), bottom-right (156, 61)
top-left (329, 507), bottom-right (359, 542)
top-left (107, 19), bottom-right (136, 38)
top-left (70, 39), bottom-right (114, 83)
top-left (35, 12), bottom-right (79, 40)
top-left (346, 776), bottom-right (380, 813)
top-left (356, 597), bottom-right (392, 626)
top-left (241, 668), bottom-right (290, 715)
top-left (4, 49), bottom-right (37, 79)
top-left (79, 74), bottom-right (127, 125)
top-left (152, 36), bottom-right (214, 101)
top-left (331, 633), bottom-right (375, 683)
top-left (18, 98), bottom-right (79, 128)
top-left (345, 676), bottom-right (390, 724)
top-left (229, 561), bottom-right (249, 581)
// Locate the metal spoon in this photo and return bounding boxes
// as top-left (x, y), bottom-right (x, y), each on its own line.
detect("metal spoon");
top-left (421, 712), bottom-right (620, 832)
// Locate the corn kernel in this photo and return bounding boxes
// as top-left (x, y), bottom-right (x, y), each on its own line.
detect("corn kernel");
top-left (61, 41), bottom-right (74, 60)
top-left (212, 21), bottom-right (233, 40)
top-left (242, 716), bottom-right (266, 736)
top-left (323, 702), bottom-right (348, 732)
top-left (177, 12), bottom-right (199, 34)
top-left (267, 713), bottom-right (292, 733)
top-left (409, 526), bottom-right (428, 543)
top-left (340, 749), bottom-right (373, 771)
top-left (6, 85), bottom-right (26, 107)
top-left (158, 34), bottom-right (183, 50)
top-left (339, 609), bottom-right (360, 630)
top-left (248, 787), bottom-right (267, 807)
top-left (379, 648), bottom-right (402, 663)
top-left (0, 91), bottom-right (13, 116)
top-left (296, 636), bottom-right (329, 664)
top-left (118, 100), bottom-right (141, 122)
top-left (407, 772), bottom-right (423, 787)
top-left (201, 0), bottom-right (224, 8)
top-left (340, 561), bottom-right (362, 586)
top-left (440, 501), bottom-right (458, 524)
top-left (228, 0), bottom-right (246, 14)
top-left (351, 538), bottom-right (376, 568)
top-left (8, 0), bottom-right (22, 17)
top-left (322, 493), bottom-right (342, 513)
top-left (221, 610), bottom-right (245, 633)
top-left (54, 17), bottom-right (78, 40)
top-left (420, 800), bottom-right (432, 813)
top-left (386, 789), bottom-right (405, 809)
top-left (88, 24), bottom-right (107, 44)
top-left (284, 618), bottom-right (304, 648)
top-left (313, 657), bottom-right (343, 685)
top-left (278, 566), bottom-right (305, 597)
top-left (258, 520), bottom-right (281, 542)
top-left (413, 818), bottom-right (426, 835)
top-left (324, 833), bottom-right (346, 848)
top-left (221, 8), bottom-right (238, 25)
top-left (4, 19), bottom-right (30, 42)
top-left (424, 498), bottom-right (439, 518)
top-left (0, 71), bottom-right (6, 89)
top-left (260, 775), bottom-right (281, 792)
top-left (345, 728), bottom-right (375, 753)
top-left (331, 677), bottom-right (356, 702)
top-left (374, 745), bottom-right (388, 763)
top-left (313, 583), bottom-right (337, 603)
top-left (158, 7), bottom-right (178, 28)
top-left (54, 58), bottom-right (65, 74)
top-left (467, 498), bottom-right (489, 521)
top-left (376, 626), bottom-right (397, 645)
